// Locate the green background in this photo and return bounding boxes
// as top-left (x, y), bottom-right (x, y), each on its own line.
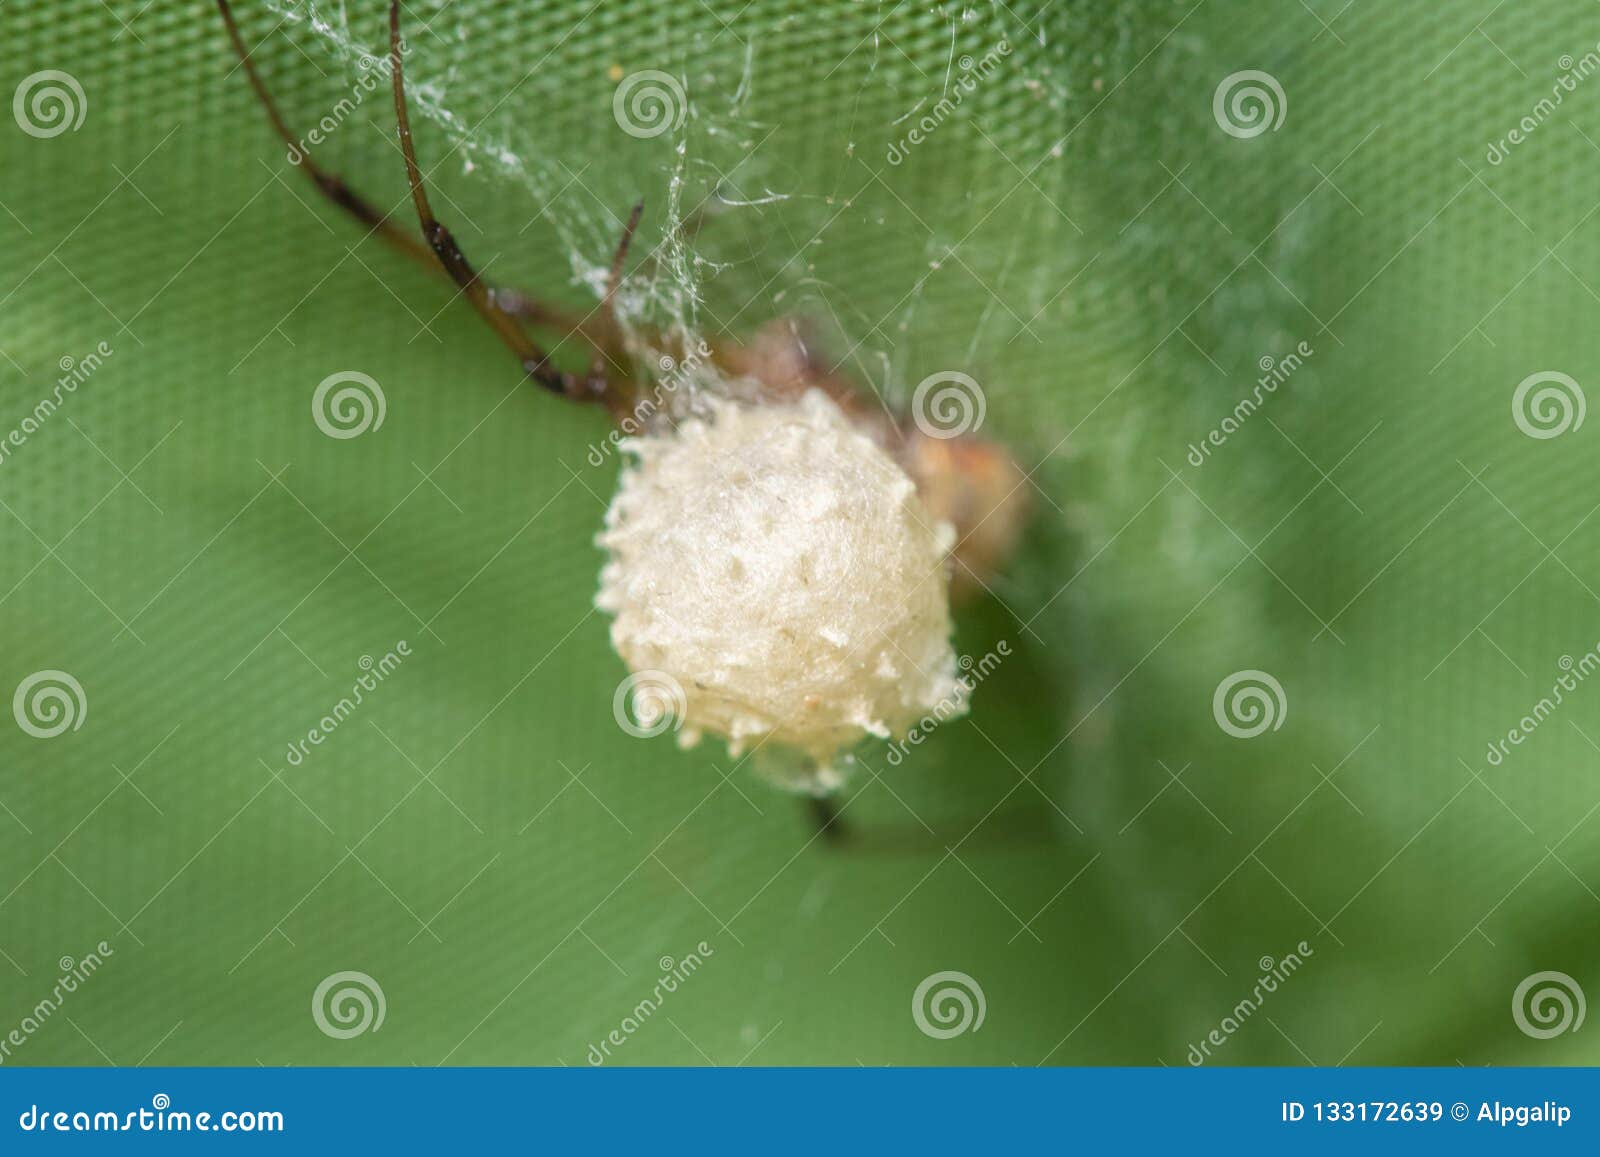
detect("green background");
top-left (1, 0), bottom-right (1597, 1065)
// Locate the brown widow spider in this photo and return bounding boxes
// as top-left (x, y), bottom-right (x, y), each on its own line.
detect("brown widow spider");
top-left (216, 0), bottom-right (1034, 846)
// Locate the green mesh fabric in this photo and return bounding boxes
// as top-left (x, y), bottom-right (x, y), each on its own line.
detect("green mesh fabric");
top-left (1, 0), bottom-right (1597, 1066)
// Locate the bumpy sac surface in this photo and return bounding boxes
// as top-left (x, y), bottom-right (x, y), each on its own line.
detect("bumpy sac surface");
top-left (597, 389), bottom-right (965, 789)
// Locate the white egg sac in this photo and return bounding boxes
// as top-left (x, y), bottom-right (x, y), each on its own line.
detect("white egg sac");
top-left (596, 388), bottom-right (966, 790)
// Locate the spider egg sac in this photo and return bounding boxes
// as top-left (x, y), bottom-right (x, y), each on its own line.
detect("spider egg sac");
top-left (596, 388), bottom-right (967, 791)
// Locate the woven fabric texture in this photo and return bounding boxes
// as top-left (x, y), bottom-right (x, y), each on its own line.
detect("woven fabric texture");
top-left (0, 0), bottom-right (1597, 1065)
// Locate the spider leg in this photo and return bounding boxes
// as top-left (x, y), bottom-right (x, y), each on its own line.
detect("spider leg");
top-left (806, 794), bottom-right (852, 846)
top-left (387, 1), bottom-right (595, 400)
top-left (216, 0), bottom-right (608, 399)
top-left (498, 203), bottom-right (649, 390)
top-left (591, 199), bottom-right (645, 384)
top-left (490, 290), bottom-right (604, 344)
top-left (215, 0), bottom-right (434, 271)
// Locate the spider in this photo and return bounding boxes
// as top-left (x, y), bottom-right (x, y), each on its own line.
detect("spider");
top-left (215, 0), bottom-right (1032, 846)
